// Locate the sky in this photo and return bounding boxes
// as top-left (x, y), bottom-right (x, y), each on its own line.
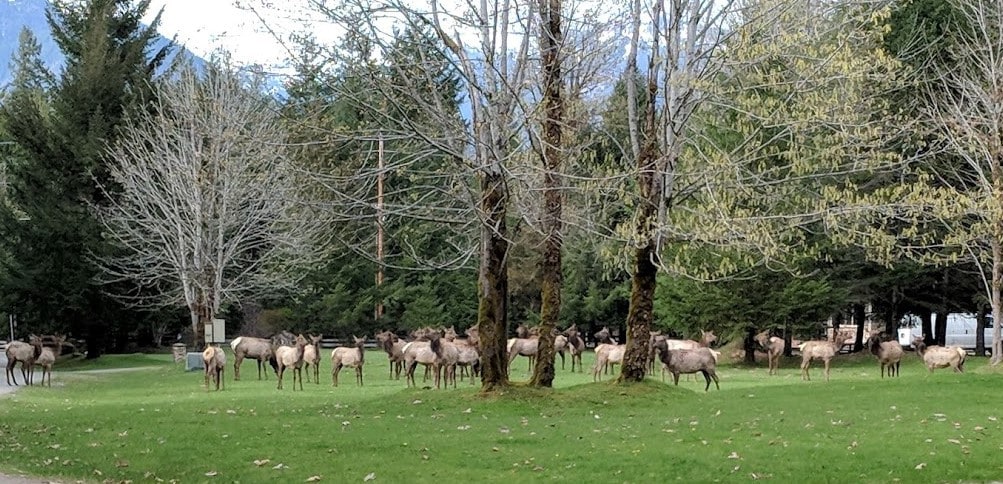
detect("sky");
top-left (144, 0), bottom-right (302, 70)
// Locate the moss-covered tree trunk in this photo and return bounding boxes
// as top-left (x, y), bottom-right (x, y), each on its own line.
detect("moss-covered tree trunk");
top-left (530, 0), bottom-right (563, 388)
top-left (478, 171), bottom-right (510, 391)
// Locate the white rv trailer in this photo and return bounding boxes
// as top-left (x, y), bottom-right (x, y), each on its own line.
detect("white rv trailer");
top-left (897, 313), bottom-right (996, 351)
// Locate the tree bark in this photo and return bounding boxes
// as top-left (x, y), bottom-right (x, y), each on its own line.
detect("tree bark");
top-left (920, 310), bottom-right (933, 345)
top-left (976, 306), bottom-right (988, 357)
top-left (992, 236), bottom-right (1002, 364)
top-left (619, 242), bottom-right (656, 382)
top-left (934, 311), bottom-right (947, 347)
top-left (478, 172), bottom-right (510, 391)
top-left (853, 303), bottom-right (866, 352)
top-left (744, 325), bottom-right (757, 364)
top-left (530, 0), bottom-right (563, 388)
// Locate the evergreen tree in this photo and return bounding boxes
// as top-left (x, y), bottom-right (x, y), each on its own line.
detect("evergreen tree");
top-left (0, 0), bottom-right (173, 356)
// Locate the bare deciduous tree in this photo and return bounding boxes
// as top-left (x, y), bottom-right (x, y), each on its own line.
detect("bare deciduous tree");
top-left (97, 63), bottom-right (324, 348)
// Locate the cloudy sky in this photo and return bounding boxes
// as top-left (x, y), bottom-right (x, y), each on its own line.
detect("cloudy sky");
top-left (144, 1), bottom-right (304, 69)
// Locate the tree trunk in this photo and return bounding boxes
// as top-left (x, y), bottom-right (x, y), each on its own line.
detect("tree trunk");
top-left (853, 303), bottom-right (866, 352)
top-left (976, 306), bottom-right (988, 357)
top-left (920, 310), bottom-right (933, 345)
top-left (744, 325), bottom-right (756, 364)
top-left (530, 0), bottom-right (563, 388)
top-left (934, 311), bottom-right (947, 347)
top-left (783, 323), bottom-right (793, 357)
top-left (992, 236), bottom-right (1002, 364)
top-left (189, 300), bottom-right (211, 351)
top-left (478, 171), bottom-right (510, 391)
top-left (618, 242), bottom-right (656, 382)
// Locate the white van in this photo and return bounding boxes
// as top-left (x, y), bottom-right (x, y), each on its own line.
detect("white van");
top-left (897, 313), bottom-right (996, 350)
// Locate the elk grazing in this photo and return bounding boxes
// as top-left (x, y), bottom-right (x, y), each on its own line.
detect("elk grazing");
top-left (798, 332), bottom-right (850, 382)
top-left (302, 334), bottom-right (324, 384)
top-left (29, 334), bottom-right (65, 387)
top-left (230, 336), bottom-right (278, 380)
top-left (564, 325), bottom-right (585, 372)
top-left (912, 336), bottom-right (966, 373)
top-left (375, 330), bottom-right (406, 379)
top-left (867, 334), bottom-right (904, 378)
top-left (592, 343), bottom-right (625, 382)
top-left (331, 336), bottom-right (366, 387)
top-left (654, 340), bottom-right (720, 391)
top-left (202, 345), bottom-right (226, 391)
top-left (755, 330), bottom-right (786, 376)
top-left (5, 338), bottom-right (42, 386)
top-left (274, 334), bottom-right (308, 390)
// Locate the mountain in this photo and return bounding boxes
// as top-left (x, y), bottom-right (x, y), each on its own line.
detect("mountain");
top-left (0, 0), bottom-right (202, 90)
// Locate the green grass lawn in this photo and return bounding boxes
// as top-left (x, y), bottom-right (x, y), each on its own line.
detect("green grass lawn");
top-left (2, 350), bottom-right (1002, 483)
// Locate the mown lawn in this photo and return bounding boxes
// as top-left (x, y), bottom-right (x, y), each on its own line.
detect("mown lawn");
top-left (1, 350), bottom-right (1001, 483)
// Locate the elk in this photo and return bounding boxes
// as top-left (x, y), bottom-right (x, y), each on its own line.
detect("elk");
top-left (303, 334), bottom-right (324, 384)
top-left (402, 341), bottom-right (436, 388)
top-left (867, 334), bottom-right (904, 378)
top-left (564, 325), bottom-right (585, 372)
top-left (507, 336), bottom-right (539, 374)
top-left (592, 343), bottom-right (625, 382)
top-left (375, 330), bottom-right (406, 379)
top-left (799, 332), bottom-right (850, 382)
top-left (755, 330), bottom-right (786, 376)
top-left (274, 334), bottom-right (308, 390)
top-left (650, 330), bottom-right (717, 373)
top-left (654, 340), bottom-right (720, 391)
top-left (230, 336), bottom-right (277, 380)
top-left (29, 334), bottom-right (65, 387)
top-left (5, 338), bottom-right (42, 386)
top-left (202, 345), bottom-right (226, 391)
top-left (912, 336), bottom-right (966, 373)
top-left (331, 336), bottom-right (366, 386)
top-left (429, 333), bottom-right (459, 389)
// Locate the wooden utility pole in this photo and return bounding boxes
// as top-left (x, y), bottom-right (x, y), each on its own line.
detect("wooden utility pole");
top-left (375, 134), bottom-right (385, 322)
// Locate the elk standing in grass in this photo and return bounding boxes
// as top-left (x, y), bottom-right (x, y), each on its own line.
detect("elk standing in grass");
top-left (430, 333), bottom-right (459, 389)
top-left (507, 336), bottom-right (539, 375)
top-left (654, 340), bottom-right (720, 391)
top-left (755, 330), bottom-right (786, 376)
top-left (202, 345), bottom-right (226, 391)
top-left (302, 334), bottom-right (323, 384)
top-left (275, 334), bottom-right (308, 390)
top-left (375, 330), bottom-right (406, 379)
top-left (402, 340), bottom-right (435, 388)
top-left (799, 333), bottom-right (850, 382)
top-left (29, 334), bottom-right (65, 387)
top-left (592, 343), bottom-right (625, 382)
top-left (564, 325), bottom-right (585, 372)
top-left (331, 336), bottom-right (366, 386)
top-left (867, 334), bottom-right (904, 378)
top-left (230, 336), bottom-right (278, 381)
top-left (912, 336), bottom-right (966, 373)
top-left (5, 338), bottom-right (42, 386)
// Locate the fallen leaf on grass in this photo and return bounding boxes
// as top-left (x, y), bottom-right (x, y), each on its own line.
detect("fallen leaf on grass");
top-left (253, 459), bottom-right (270, 467)
top-left (727, 452), bottom-right (741, 459)
top-left (363, 472), bottom-right (375, 481)
top-left (947, 439), bottom-right (961, 445)
top-left (115, 460), bottom-right (129, 468)
top-left (272, 463), bottom-right (288, 470)
top-left (915, 463), bottom-right (926, 470)
top-left (306, 476), bottom-right (323, 482)
top-left (204, 471), bottom-right (218, 477)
